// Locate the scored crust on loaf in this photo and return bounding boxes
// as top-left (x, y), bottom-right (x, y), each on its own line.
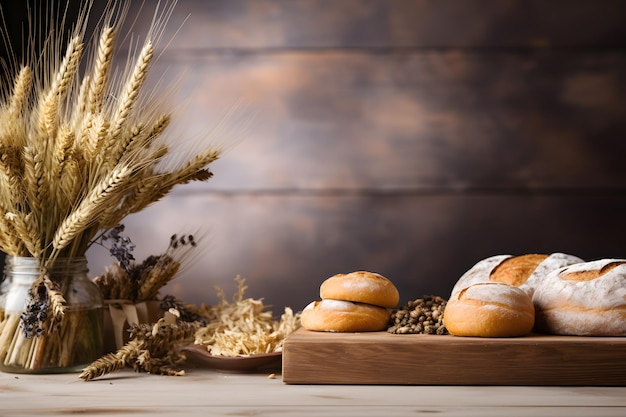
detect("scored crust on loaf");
top-left (450, 253), bottom-right (584, 300)
top-left (522, 252), bottom-right (585, 294)
top-left (535, 259), bottom-right (626, 309)
top-left (532, 259), bottom-right (626, 336)
top-left (490, 254), bottom-right (548, 286)
top-left (449, 255), bottom-right (511, 299)
top-left (560, 260), bottom-right (626, 281)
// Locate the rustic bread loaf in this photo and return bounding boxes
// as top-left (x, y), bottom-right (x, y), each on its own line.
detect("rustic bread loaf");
top-left (532, 259), bottom-right (626, 336)
top-left (301, 299), bottom-right (390, 332)
top-left (443, 282), bottom-right (535, 337)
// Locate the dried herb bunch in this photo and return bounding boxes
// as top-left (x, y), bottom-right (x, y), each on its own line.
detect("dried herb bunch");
top-left (0, 0), bottom-right (222, 372)
top-left (94, 228), bottom-right (199, 302)
top-left (80, 317), bottom-right (200, 381)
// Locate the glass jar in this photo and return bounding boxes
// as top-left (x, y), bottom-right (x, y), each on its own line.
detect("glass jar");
top-left (0, 256), bottom-right (103, 373)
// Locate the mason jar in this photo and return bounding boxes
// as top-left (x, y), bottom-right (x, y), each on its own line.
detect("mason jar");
top-left (0, 256), bottom-right (103, 373)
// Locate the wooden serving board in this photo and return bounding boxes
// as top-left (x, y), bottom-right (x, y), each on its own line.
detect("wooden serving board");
top-left (282, 328), bottom-right (626, 386)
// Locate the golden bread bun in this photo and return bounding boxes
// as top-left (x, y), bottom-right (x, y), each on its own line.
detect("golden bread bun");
top-left (320, 271), bottom-right (399, 308)
top-left (532, 259), bottom-right (626, 336)
top-left (444, 282), bottom-right (535, 337)
top-left (450, 253), bottom-right (584, 299)
top-left (301, 299), bottom-right (390, 332)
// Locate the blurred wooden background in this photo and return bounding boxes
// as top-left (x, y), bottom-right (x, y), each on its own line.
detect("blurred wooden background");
top-left (1, 0), bottom-right (626, 312)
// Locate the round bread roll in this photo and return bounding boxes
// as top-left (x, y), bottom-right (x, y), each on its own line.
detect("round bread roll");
top-left (320, 271), bottom-right (399, 309)
top-left (444, 282), bottom-right (535, 337)
top-left (450, 253), bottom-right (584, 299)
top-left (301, 299), bottom-right (390, 332)
top-left (532, 259), bottom-right (626, 336)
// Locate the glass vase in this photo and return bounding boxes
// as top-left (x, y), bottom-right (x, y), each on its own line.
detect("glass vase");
top-left (0, 256), bottom-right (103, 373)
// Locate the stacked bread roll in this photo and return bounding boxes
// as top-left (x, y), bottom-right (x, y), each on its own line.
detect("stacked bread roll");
top-left (301, 271), bottom-right (399, 332)
top-left (444, 253), bottom-right (584, 337)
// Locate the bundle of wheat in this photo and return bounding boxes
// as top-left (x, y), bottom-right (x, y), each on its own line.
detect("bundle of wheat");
top-left (0, 0), bottom-right (222, 372)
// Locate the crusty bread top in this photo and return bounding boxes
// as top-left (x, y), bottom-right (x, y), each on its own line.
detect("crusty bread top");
top-left (320, 271), bottom-right (399, 308)
top-left (533, 258), bottom-right (626, 310)
top-left (458, 282), bottom-right (534, 313)
top-left (490, 254), bottom-right (548, 286)
top-left (560, 260), bottom-right (626, 281)
top-left (450, 255), bottom-right (511, 299)
top-left (450, 253), bottom-right (584, 300)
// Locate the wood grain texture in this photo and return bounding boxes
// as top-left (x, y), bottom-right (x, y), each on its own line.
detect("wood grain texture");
top-left (1, 369), bottom-right (625, 416)
top-left (282, 329), bottom-right (626, 385)
top-left (121, 0), bottom-right (626, 49)
top-left (147, 50), bottom-right (626, 191)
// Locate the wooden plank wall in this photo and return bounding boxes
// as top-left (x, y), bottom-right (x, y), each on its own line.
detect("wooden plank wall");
top-left (1, 0), bottom-right (626, 313)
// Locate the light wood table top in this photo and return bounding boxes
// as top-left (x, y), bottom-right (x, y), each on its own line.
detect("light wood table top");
top-left (1, 367), bottom-right (625, 417)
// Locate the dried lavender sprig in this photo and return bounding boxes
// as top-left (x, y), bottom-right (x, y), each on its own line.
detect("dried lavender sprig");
top-left (95, 224), bottom-right (136, 273)
top-left (20, 282), bottom-right (49, 338)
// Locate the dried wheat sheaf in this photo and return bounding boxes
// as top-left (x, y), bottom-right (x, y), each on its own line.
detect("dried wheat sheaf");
top-left (0, 0), bottom-right (222, 263)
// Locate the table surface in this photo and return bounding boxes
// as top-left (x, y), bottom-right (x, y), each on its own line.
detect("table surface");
top-left (1, 365), bottom-right (625, 417)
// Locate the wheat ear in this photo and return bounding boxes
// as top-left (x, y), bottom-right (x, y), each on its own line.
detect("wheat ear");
top-left (43, 273), bottom-right (67, 334)
top-left (137, 258), bottom-right (180, 301)
top-left (125, 114), bottom-right (171, 159)
top-left (7, 66), bottom-right (33, 116)
top-left (39, 36), bottom-right (84, 138)
top-left (4, 212), bottom-right (41, 257)
top-left (161, 148), bottom-right (220, 189)
top-left (88, 26), bottom-right (116, 115)
top-left (110, 146), bottom-right (169, 218)
top-left (0, 213), bottom-right (22, 256)
top-left (52, 165), bottom-right (132, 253)
top-left (109, 41), bottom-right (154, 141)
top-left (22, 145), bottom-right (45, 222)
top-left (80, 339), bottom-right (142, 381)
top-left (0, 147), bottom-right (24, 210)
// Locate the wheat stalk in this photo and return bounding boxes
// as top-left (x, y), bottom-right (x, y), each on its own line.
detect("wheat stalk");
top-left (7, 66), bottom-right (32, 114)
top-left (79, 339), bottom-right (142, 381)
top-left (109, 41), bottom-right (154, 145)
top-left (87, 26), bottom-right (116, 115)
top-left (38, 36), bottom-right (84, 139)
top-left (52, 165), bottom-right (133, 253)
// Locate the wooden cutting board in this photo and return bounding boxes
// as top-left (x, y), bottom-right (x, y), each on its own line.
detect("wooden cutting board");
top-left (282, 328), bottom-right (626, 385)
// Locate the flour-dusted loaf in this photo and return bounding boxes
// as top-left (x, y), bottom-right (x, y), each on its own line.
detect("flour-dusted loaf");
top-left (443, 282), bottom-right (535, 337)
top-left (532, 259), bottom-right (626, 336)
top-left (450, 253), bottom-right (584, 299)
top-left (301, 299), bottom-right (390, 332)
